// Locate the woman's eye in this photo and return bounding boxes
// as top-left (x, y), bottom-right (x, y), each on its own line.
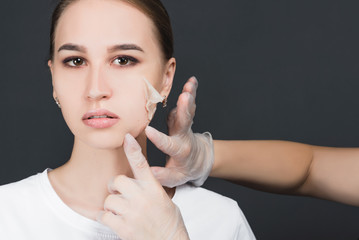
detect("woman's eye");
top-left (114, 57), bottom-right (129, 65)
top-left (65, 58), bottom-right (85, 67)
top-left (113, 56), bottom-right (136, 66)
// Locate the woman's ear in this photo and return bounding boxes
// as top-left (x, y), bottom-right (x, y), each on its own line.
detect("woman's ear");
top-left (48, 60), bottom-right (53, 75)
top-left (48, 60), bottom-right (55, 85)
top-left (160, 57), bottom-right (176, 97)
top-left (48, 60), bottom-right (57, 101)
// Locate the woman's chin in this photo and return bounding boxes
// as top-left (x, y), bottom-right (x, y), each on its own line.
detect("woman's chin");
top-left (88, 141), bottom-right (124, 150)
top-left (72, 123), bottom-right (147, 150)
top-left (78, 133), bottom-right (126, 150)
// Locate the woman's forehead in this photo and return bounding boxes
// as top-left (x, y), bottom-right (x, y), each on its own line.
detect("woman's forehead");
top-left (54, 0), bottom-right (157, 52)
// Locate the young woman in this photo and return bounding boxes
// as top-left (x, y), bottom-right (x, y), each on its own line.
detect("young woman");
top-left (0, 0), bottom-right (255, 239)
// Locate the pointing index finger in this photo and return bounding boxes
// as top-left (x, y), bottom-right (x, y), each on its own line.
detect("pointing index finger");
top-left (123, 133), bottom-right (153, 180)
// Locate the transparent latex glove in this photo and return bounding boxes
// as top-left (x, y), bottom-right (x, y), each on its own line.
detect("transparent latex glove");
top-left (146, 76), bottom-right (214, 188)
top-left (98, 134), bottom-right (189, 240)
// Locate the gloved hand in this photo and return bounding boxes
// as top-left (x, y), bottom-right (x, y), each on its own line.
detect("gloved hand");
top-left (146, 76), bottom-right (214, 187)
top-left (98, 134), bottom-right (189, 240)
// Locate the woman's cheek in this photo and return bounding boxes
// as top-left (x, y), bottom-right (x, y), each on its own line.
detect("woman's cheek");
top-left (119, 83), bottom-right (149, 137)
top-left (53, 75), bottom-right (85, 132)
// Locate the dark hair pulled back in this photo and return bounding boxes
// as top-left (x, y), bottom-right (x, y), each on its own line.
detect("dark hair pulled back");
top-left (49, 0), bottom-right (174, 60)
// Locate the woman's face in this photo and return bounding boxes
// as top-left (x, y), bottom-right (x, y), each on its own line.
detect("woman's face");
top-left (49, 0), bottom-right (176, 149)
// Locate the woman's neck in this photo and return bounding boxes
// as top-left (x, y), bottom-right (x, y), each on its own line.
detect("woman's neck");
top-left (48, 132), bottom-right (148, 220)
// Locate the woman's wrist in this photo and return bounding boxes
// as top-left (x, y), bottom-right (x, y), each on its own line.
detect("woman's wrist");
top-left (209, 140), bottom-right (223, 178)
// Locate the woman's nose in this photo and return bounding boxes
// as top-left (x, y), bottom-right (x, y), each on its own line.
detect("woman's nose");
top-left (85, 67), bottom-right (112, 101)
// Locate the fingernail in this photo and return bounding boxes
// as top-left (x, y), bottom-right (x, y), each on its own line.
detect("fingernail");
top-left (191, 76), bottom-right (198, 83)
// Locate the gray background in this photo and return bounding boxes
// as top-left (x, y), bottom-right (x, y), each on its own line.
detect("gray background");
top-left (0, 0), bottom-right (358, 239)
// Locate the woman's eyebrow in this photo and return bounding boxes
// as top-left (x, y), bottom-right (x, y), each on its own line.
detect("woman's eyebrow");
top-left (108, 44), bottom-right (144, 53)
top-left (57, 43), bottom-right (144, 53)
top-left (58, 43), bottom-right (86, 53)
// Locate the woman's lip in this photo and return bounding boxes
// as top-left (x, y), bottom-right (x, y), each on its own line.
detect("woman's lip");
top-left (83, 118), bottom-right (119, 129)
top-left (82, 109), bottom-right (119, 129)
top-left (82, 109), bottom-right (119, 120)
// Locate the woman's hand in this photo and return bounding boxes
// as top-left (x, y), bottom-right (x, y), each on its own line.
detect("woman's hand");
top-left (146, 76), bottom-right (214, 187)
top-left (98, 134), bottom-right (189, 240)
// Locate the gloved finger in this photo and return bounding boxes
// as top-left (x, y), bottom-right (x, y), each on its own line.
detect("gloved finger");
top-left (170, 92), bottom-right (196, 135)
top-left (182, 76), bottom-right (198, 99)
top-left (123, 133), bottom-right (153, 181)
top-left (150, 166), bottom-right (187, 188)
top-left (107, 175), bottom-right (138, 196)
top-left (145, 126), bottom-right (181, 157)
top-left (167, 77), bottom-right (198, 134)
top-left (167, 107), bottom-right (178, 132)
top-left (104, 194), bottom-right (128, 216)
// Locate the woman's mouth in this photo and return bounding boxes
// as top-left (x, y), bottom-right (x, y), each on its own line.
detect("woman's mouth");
top-left (82, 109), bottom-right (119, 129)
top-left (87, 115), bottom-right (114, 119)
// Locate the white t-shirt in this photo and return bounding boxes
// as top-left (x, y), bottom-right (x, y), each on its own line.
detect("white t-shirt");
top-left (0, 169), bottom-right (255, 239)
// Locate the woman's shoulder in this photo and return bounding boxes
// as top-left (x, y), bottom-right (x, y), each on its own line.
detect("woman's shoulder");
top-left (173, 184), bottom-right (238, 208)
top-left (0, 170), bottom-right (49, 221)
top-left (172, 184), bottom-right (256, 240)
top-left (0, 170), bottom-right (44, 198)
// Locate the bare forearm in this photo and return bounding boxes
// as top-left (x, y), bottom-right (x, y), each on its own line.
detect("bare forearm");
top-left (211, 140), bottom-right (359, 206)
top-left (211, 140), bottom-right (313, 193)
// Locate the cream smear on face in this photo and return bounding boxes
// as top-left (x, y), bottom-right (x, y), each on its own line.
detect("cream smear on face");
top-left (143, 78), bottom-right (164, 121)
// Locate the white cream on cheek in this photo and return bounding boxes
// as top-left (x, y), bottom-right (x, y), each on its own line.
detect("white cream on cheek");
top-left (143, 78), bottom-right (164, 121)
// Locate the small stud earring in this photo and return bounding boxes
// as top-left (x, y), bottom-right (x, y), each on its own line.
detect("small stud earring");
top-left (55, 97), bottom-right (61, 109)
top-left (162, 96), bottom-right (167, 108)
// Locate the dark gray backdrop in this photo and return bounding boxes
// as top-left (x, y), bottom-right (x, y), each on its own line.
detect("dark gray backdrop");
top-left (1, 0), bottom-right (358, 239)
